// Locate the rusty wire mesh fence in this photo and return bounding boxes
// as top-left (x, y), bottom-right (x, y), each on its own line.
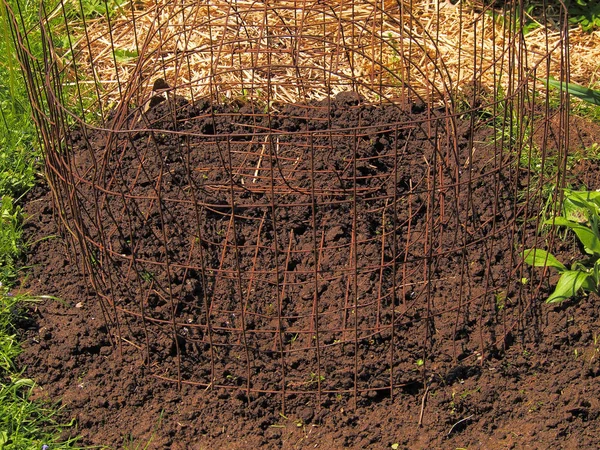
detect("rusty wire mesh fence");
top-left (7, 0), bottom-right (573, 408)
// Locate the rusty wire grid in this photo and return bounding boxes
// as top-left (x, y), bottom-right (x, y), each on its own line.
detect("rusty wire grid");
top-left (7, 0), bottom-right (574, 410)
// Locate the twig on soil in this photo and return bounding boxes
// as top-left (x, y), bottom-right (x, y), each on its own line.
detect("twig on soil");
top-left (253, 136), bottom-right (270, 183)
top-left (447, 414), bottom-right (474, 436)
top-left (418, 384), bottom-right (430, 427)
top-left (120, 336), bottom-right (141, 350)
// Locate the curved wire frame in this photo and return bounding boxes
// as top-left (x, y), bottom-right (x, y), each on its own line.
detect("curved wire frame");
top-left (6, 0), bottom-right (571, 411)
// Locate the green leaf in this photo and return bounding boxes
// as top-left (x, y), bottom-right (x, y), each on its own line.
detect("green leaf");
top-left (113, 48), bottom-right (138, 64)
top-left (543, 77), bottom-right (600, 106)
top-left (523, 248), bottom-right (566, 271)
top-left (567, 190), bottom-right (600, 200)
top-left (565, 190), bottom-right (598, 206)
top-left (565, 189), bottom-right (600, 209)
top-left (545, 217), bottom-right (600, 255)
top-left (581, 274), bottom-right (597, 292)
top-left (547, 270), bottom-right (591, 303)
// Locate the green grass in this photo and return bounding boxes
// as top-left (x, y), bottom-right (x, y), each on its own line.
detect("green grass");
top-left (0, 0), bottom-right (134, 445)
top-left (0, 1), bottom-right (40, 198)
top-left (0, 0), bottom-right (85, 447)
top-left (0, 292), bottom-right (81, 450)
top-left (0, 152), bottom-right (80, 447)
top-left (0, 196), bottom-right (23, 282)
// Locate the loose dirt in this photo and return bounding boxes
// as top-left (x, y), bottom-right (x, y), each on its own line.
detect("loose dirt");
top-left (17, 94), bottom-right (600, 449)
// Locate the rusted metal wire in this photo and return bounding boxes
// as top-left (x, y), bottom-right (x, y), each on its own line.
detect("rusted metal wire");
top-left (6, 0), bottom-right (572, 412)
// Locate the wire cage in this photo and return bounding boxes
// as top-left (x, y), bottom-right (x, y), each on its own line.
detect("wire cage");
top-left (8, 0), bottom-right (572, 409)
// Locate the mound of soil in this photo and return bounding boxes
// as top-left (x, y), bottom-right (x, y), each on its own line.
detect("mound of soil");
top-left (17, 94), bottom-right (600, 449)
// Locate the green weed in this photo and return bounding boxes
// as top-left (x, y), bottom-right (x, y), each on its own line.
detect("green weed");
top-left (140, 271), bottom-right (154, 282)
top-left (0, 0), bottom-right (118, 447)
top-left (522, 77), bottom-right (600, 303)
top-left (567, 0), bottom-right (600, 32)
top-left (524, 190), bottom-right (600, 303)
top-left (0, 196), bottom-right (22, 281)
top-left (0, 289), bottom-right (81, 449)
top-left (306, 372), bottom-right (325, 385)
top-left (0, 376), bottom-right (80, 449)
top-left (0, 1), bottom-right (40, 198)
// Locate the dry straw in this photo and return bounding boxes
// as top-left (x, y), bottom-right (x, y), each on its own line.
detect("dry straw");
top-left (50, 0), bottom-right (600, 111)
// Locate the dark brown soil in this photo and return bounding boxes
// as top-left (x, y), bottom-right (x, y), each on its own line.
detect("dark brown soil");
top-left (17, 94), bottom-right (600, 449)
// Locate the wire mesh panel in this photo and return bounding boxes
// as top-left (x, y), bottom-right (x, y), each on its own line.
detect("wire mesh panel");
top-left (7, 0), bottom-right (572, 409)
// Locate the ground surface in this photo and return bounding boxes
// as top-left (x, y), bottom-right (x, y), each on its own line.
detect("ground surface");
top-left (16, 95), bottom-right (600, 449)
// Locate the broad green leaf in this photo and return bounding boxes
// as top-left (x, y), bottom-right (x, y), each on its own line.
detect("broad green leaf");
top-left (563, 190), bottom-right (600, 219)
top-left (581, 274), bottom-right (597, 292)
top-left (544, 78), bottom-right (600, 106)
top-left (546, 217), bottom-right (578, 227)
top-left (562, 202), bottom-right (590, 223)
top-left (547, 270), bottom-right (591, 303)
top-left (545, 217), bottom-right (600, 255)
top-left (564, 194), bottom-right (594, 208)
top-left (565, 190), bottom-right (600, 204)
top-left (522, 248), bottom-right (566, 271)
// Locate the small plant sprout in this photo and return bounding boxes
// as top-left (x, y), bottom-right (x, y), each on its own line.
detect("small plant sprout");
top-left (307, 372), bottom-right (325, 385)
top-left (523, 189), bottom-right (600, 303)
top-left (141, 271), bottom-right (154, 282)
top-left (494, 291), bottom-right (507, 312)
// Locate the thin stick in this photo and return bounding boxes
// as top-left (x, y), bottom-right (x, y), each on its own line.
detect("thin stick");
top-left (447, 414), bottom-right (474, 436)
top-left (253, 135), bottom-right (271, 183)
top-left (418, 385), bottom-right (430, 427)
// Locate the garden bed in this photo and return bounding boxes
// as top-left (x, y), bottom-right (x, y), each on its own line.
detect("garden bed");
top-left (18, 94), bottom-right (600, 449)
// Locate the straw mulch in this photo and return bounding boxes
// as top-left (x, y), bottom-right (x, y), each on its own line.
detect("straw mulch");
top-left (49, 0), bottom-right (600, 110)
